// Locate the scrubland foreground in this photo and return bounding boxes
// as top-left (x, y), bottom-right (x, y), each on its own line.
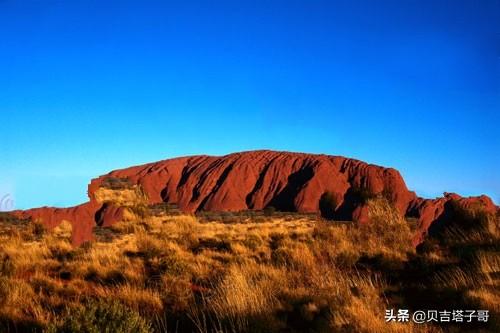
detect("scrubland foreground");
top-left (0, 197), bottom-right (498, 333)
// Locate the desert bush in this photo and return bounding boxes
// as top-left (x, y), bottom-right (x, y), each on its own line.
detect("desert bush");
top-left (145, 253), bottom-right (189, 284)
top-left (192, 237), bottom-right (232, 254)
top-left (27, 221), bottom-right (46, 240)
top-left (49, 299), bottom-right (152, 333)
top-left (358, 197), bottom-right (414, 259)
top-left (0, 254), bottom-right (14, 277)
top-left (351, 186), bottom-right (377, 204)
top-left (319, 191), bottom-right (337, 219)
top-left (264, 206), bottom-right (276, 216)
top-left (49, 241), bottom-right (75, 262)
top-left (242, 233), bottom-right (263, 250)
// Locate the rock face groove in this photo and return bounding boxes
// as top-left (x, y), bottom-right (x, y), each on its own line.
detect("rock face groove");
top-left (10, 150), bottom-right (498, 245)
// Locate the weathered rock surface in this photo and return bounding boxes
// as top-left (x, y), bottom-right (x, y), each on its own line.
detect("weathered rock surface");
top-left (10, 150), bottom-right (498, 245)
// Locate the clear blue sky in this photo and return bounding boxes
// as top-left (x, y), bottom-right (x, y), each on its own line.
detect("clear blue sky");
top-left (1, 0), bottom-right (499, 209)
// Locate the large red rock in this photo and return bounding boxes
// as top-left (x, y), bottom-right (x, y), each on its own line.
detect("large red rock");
top-left (89, 151), bottom-right (417, 214)
top-left (9, 150), bottom-right (499, 245)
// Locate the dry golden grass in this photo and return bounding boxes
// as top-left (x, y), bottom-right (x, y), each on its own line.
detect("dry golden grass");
top-left (0, 196), bottom-right (496, 332)
top-left (94, 186), bottom-right (148, 206)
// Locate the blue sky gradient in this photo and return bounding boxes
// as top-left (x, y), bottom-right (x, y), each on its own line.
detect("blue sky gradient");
top-left (1, 0), bottom-right (499, 209)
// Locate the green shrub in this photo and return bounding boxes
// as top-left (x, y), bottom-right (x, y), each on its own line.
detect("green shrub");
top-left (319, 192), bottom-right (337, 219)
top-left (50, 299), bottom-right (152, 333)
top-left (351, 186), bottom-right (376, 204)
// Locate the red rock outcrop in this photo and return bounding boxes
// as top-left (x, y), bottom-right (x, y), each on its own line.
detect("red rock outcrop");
top-left (11, 202), bottom-right (99, 245)
top-left (9, 150), bottom-right (499, 245)
top-left (407, 192), bottom-right (498, 245)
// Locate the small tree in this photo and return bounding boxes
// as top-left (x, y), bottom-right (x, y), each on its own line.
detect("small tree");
top-left (319, 192), bottom-right (337, 219)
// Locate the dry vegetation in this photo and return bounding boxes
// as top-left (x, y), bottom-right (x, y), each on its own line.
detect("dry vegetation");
top-left (0, 195), bottom-right (497, 333)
